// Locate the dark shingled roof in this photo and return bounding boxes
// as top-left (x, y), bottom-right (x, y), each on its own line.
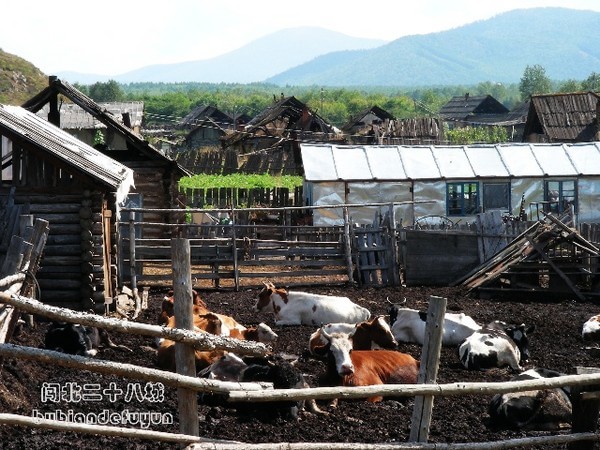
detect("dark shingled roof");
top-left (523, 92), bottom-right (600, 142)
top-left (439, 94), bottom-right (509, 121)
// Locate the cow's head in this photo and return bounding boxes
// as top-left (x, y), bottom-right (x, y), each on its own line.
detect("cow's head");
top-left (386, 297), bottom-right (406, 325)
top-left (504, 323), bottom-right (535, 363)
top-left (161, 289), bottom-right (206, 322)
top-left (254, 281), bottom-right (277, 312)
top-left (321, 327), bottom-right (355, 376)
top-left (359, 315), bottom-right (398, 350)
top-left (255, 322), bottom-right (278, 343)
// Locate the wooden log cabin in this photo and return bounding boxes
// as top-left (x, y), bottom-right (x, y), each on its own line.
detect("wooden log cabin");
top-left (0, 104), bottom-right (134, 310)
top-left (22, 76), bottom-right (190, 241)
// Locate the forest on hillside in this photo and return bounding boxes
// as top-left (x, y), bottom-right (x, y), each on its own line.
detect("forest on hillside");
top-left (76, 67), bottom-right (600, 130)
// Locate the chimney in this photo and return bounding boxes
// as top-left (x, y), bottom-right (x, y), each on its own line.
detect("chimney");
top-left (122, 112), bottom-right (132, 129)
top-left (48, 75), bottom-right (60, 127)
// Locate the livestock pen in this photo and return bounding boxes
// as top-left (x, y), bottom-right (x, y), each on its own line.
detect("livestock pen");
top-left (2, 240), bottom-right (600, 448)
top-left (2, 286), bottom-right (600, 449)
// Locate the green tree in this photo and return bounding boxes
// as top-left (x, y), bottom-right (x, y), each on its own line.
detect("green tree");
top-left (519, 64), bottom-right (552, 101)
top-left (582, 72), bottom-right (600, 92)
top-left (558, 79), bottom-right (581, 93)
top-left (88, 80), bottom-right (125, 102)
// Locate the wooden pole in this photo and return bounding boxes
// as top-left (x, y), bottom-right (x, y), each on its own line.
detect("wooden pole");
top-left (343, 206), bottom-right (354, 283)
top-left (129, 218), bottom-right (141, 318)
top-left (172, 238), bottom-right (199, 439)
top-left (409, 295), bottom-right (447, 442)
top-left (569, 367), bottom-right (600, 450)
top-left (0, 292), bottom-right (268, 356)
top-left (230, 205), bottom-right (240, 292)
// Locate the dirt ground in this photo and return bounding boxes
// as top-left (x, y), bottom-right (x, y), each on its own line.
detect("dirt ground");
top-left (0, 284), bottom-right (599, 449)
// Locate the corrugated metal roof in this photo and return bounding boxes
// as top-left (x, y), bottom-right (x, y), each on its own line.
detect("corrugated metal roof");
top-left (0, 104), bottom-right (134, 202)
top-left (35, 101), bottom-right (144, 130)
top-left (301, 142), bottom-right (600, 181)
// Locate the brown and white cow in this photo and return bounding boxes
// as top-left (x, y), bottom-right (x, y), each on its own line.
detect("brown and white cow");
top-left (308, 315), bottom-right (397, 356)
top-left (254, 282), bottom-right (371, 326)
top-left (319, 328), bottom-right (419, 402)
top-left (156, 312), bottom-right (225, 372)
top-left (159, 289), bottom-right (208, 325)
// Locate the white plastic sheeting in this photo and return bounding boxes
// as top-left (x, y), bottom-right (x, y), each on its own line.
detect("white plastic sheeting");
top-left (302, 143), bottom-right (600, 181)
top-left (301, 143), bottom-right (600, 225)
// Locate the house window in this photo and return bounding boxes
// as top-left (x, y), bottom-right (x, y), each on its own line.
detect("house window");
top-left (447, 182), bottom-right (479, 216)
top-left (544, 180), bottom-right (576, 214)
top-left (483, 182), bottom-right (510, 212)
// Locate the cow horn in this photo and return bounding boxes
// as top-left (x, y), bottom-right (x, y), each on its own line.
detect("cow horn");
top-left (320, 326), bottom-right (332, 341)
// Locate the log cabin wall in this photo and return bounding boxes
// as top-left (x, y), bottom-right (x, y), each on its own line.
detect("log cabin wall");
top-left (127, 161), bottom-right (182, 239)
top-left (2, 189), bottom-right (115, 311)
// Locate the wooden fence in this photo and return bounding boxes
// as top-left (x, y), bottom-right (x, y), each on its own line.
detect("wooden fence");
top-left (118, 206), bottom-right (546, 292)
top-left (2, 288), bottom-right (600, 449)
top-left (118, 204), bottom-right (402, 292)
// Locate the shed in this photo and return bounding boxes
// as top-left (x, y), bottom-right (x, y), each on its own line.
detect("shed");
top-left (439, 94), bottom-right (510, 128)
top-left (523, 92), bottom-right (600, 143)
top-left (223, 96), bottom-right (343, 175)
top-left (0, 104), bottom-right (134, 310)
top-left (22, 77), bottom-right (190, 239)
top-left (342, 105), bottom-right (395, 144)
top-left (300, 142), bottom-right (600, 227)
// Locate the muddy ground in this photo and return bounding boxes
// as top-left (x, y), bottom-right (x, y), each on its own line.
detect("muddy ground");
top-left (0, 284), bottom-right (599, 449)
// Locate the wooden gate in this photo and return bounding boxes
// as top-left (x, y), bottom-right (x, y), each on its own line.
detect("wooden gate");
top-left (352, 225), bottom-right (398, 287)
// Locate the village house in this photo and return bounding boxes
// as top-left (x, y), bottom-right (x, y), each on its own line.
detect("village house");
top-left (0, 104), bottom-right (134, 310)
top-left (522, 91), bottom-right (600, 143)
top-left (342, 105), bottom-right (395, 144)
top-left (22, 77), bottom-right (190, 238)
top-left (222, 95), bottom-right (343, 176)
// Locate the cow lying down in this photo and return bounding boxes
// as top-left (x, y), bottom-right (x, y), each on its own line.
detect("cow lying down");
top-left (44, 322), bottom-right (132, 356)
top-left (198, 353), bottom-right (327, 419)
top-left (388, 306), bottom-right (481, 346)
top-left (318, 327), bottom-right (419, 403)
top-left (255, 282), bottom-right (371, 326)
top-left (488, 368), bottom-right (572, 431)
top-left (308, 315), bottom-right (398, 356)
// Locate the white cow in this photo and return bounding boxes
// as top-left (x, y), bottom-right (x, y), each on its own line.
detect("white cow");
top-left (254, 282), bottom-right (371, 326)
top-left (389, 307), bottom-right (481, 346)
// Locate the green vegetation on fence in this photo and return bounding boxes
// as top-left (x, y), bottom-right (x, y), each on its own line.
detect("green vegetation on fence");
top-left (179, 173), bottom-right (303, 190)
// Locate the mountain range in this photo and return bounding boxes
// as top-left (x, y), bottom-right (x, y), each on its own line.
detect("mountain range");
top-left (57, 7), bottom-right (600, 87)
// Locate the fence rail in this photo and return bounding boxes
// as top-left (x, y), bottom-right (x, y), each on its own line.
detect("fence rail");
top-left (1, 289), bottom-right (600, 449)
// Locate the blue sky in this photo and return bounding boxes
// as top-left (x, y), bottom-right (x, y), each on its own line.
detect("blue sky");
top-left (2, 0), bottom-right (599, 76)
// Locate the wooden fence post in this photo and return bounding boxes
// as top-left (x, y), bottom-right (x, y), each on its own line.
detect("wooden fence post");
top-left (409, 295), bottom-right (447, 442)
top-left (343, 206), bottom-right (354, 283)
top-left (172, 238), bottom-right (199, 440)
top-left (569, 367), bottom-right (600, 450)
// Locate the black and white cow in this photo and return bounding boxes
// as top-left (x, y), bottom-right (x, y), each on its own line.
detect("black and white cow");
top-left (44, 322), bottom-right (131, 356)
top-left (582, 314), bottom-right (600, 341)
top-left (199, 353), bottom-right (326, 419)
top-left (488, 368), bottom-right (572, 430)
top-left (458, 321), bottom-right (535, 371)
top-left (388, 306), bottom-right (481, 346)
